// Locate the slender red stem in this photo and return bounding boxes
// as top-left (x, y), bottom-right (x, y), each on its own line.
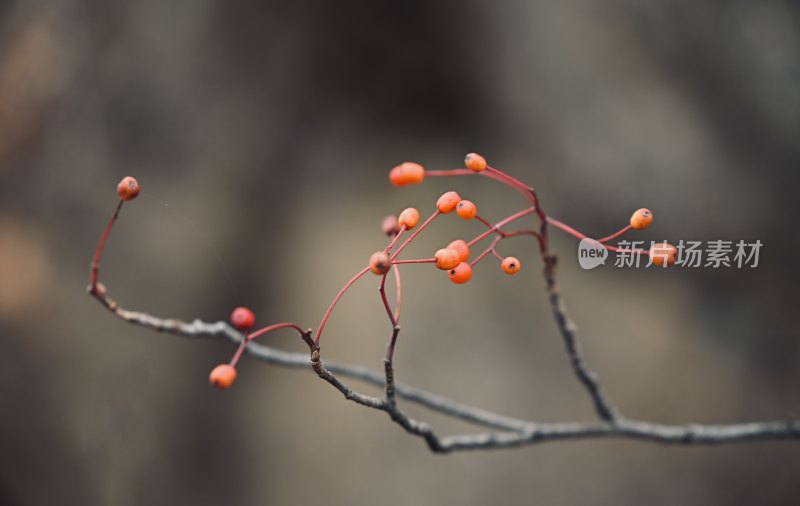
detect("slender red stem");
top-left (467, 207), bottom-right (537, 248)
top-left (470, 243), bottom-right (496, 267)
top-left (546, 216), bottom-right (587, 240)
top-left (248, 322), bottom-right (306, 341)
top-left (392, 264), bottom-right (402, 323)
top-left (90, 199), bottom-right (124, 291)
top-left (384, 224), bottom-right (407, 252)
top-left (392, 258), bottom-right (436, 265)
top-left (547, 216), bottom-right (647, 255)
top-left (391, 210), bottom-right (440, 260)
top-left (229, 334), bottom-right (249, 367)
top-left (379, 273), bottom-right (396, 327)
top-left (315, 266), bottom-right (371, 345)
top-left (598, 225), bottom-right (632, 244)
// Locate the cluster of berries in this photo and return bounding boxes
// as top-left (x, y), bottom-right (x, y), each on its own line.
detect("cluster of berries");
top-left (103, 151), bottom-right (674, 392)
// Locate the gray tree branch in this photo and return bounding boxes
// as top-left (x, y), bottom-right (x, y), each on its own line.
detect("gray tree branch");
top-left (89, 279), bottom-right (800, 453)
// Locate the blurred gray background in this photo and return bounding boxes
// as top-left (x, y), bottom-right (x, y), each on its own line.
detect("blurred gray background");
top-left (1, 0), bottom-right (799, 504)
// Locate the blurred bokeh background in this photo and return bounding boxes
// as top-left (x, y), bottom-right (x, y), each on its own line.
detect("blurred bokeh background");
top-left (1, 0), bottom-right (799, 504)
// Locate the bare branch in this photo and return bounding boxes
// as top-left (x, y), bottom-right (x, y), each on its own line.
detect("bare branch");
top-left (543, 253), bottom-right (620, 422)
top-left (90, 285), bottom-right (800, 452)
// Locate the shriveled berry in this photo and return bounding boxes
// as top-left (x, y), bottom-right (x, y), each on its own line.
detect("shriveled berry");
top-left (448, 262), bottom-right (473, 284)
top-left (650, 242), bottom-right (677, 267)
top-left (501, 256), bottom-right (521, 275)
top-left (436, 191), bottom-right (462, 213)
top-left (231, 306), bottom-right (256, 331)
top-left (446, 239), bottom-right (470, 262)
top-left (388, 162), bottom-right (425, 187)
top-left (209, 364), bottom-right (237, 389)
top-left (116, 176), bottom-right (140, 201)
top-left (630, 208), bottom-right (654, 230)
top-left (434, 248), bottom-right (461, 270)
top-left (464, 153), bottom-right (487, 172)
top-left (398, 207), bottom-right (420, 229)
top-left (456, 200), bottom-right (477, 220)
top-left (369, 251), bottom-right (392, 274)
top-left (382, 215), bottom-right (400, 236)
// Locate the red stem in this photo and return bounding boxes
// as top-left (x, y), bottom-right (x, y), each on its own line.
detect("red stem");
top-left (547, 216), bottom-right (647, 255)
top-left (392, 258), bottom-right (435, 265)
top-left (392, 264), bottom-right (402, 323)
top-left (391, 210), bottom-right (440, 260)
top-left (90, 199), bottom-right (124, 291)
top-left (597, 225), bottom-right (632, 244)
top-left (248, 322), bottom-right (306, 341)
top-left (379, 273), bottom-right (396, 328)
top-left (467, 207), bottom-right (537, 248)
top-left (315, 267), bottom-right (371, 345)
top-left (384, 224), bottom-right (407, 252)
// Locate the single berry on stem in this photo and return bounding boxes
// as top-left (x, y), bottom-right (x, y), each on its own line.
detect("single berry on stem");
top-left (650, 242), bottom-right (677, 267)
top-left (398, 207), bottom-right (420, 229)
top-left (436, 191), bottom-right (462, 213)
top-left (456, 200), bottom-right (477, 220)
top-left (446, 239), bottom-right (470, 262)
top-left (630, 208), bottom-right (654, 230)
top-left (209, 364), bottom-right (237, 389)
top-left (370, 251), bottom-right (392, 274)
top-left (501, 256), bottom-right (521, 275)
top-left (117, 176), bottom-right (140, 201)
top-left (231, 306), bottom-right (256, 331)
top-left (434, 248), bottom-right (461, 270)
top-left (465, 153), bottom-right (487, 172)
top-left (448, 262), bottom-right (473, 284)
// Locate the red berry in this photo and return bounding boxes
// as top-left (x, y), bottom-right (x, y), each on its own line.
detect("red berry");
top-left (398, 207), bottom-right (420, 229)
top-left (209, 364), bottom-right (237, 389)
top-left (448, 262), bottom-right (473, 284)
top-left (116, 176), bottom-right (140, 201)
top-left (446, 239), bottom-right (470, 262)
top-left (369, 251), bottom-right (392, 275)
top-left (231, 306), bottom-right (256, 331)
top-left (456, 200), bottom-right (477, 220)
top-left (464, 153), bottom-right (487, 172)
top-left (436, 191), bottom-right (462, 213)
top-left (630, 208), bottom-right (654, 230)
top-left (501, 256), bottom-right (521, 275)
top-left (434, 248), bottom-right (461, 270)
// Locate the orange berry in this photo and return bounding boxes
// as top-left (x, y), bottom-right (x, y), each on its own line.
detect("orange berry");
top-left (369, 251), bottom-right (392, 275)
top-left (388, 162), bottom-right (425, 187)
top-left (389, 166), bottom-right (404, 186)
top-left (448, 262), bottom-right (473, 284)
top-left (650, 242), bottom-right (677, 267)
top-left (501, 256), bottom-right (521, 275)
top-left (434, 248), bottom-right (461, 270)
top-left (398, 207), bottom-right (420, 229)
top-left (209, 364), bottom-right (237, 389)
top-left (464, 153), bottom-right (487, 172)
top-left (630, 208), bottom-right (654, 230)
top-left (230, 306), bottom-right (256, 331)
top-left (446, 239), bottom-right (470, 262)
top-left (436, 191), bottom-right (462, 213)
top-left (456, 200), bottom-right (477, 220)
top-left (116, 176), bottom-right (140, 201)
